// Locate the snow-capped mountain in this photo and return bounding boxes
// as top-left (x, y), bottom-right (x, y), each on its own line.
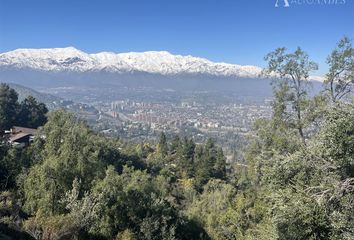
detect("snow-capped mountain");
top-left (0, 47), bottom-right (263, 78)
top-left (0, 47), bottom-right (324, 100)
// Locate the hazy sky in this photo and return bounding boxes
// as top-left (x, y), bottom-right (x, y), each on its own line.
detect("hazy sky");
top-left (0, 0), bottom-right (353, 74)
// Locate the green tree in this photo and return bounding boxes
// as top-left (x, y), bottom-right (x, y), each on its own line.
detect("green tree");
top-left (91, 166), bottom-right (207, 240)
top-left (317, 102), bottom-right (354, 178)
top-left (0, 84), bottom-right (19, 132)
top-left (264, 47), bottom-right (318, 142)
top-left (0, 147), bottom-right (32, 190)
top-left (157, 132), bottom-right (168, 157)
top-left (324, 36), bottom-right (354, 103)
top-left (176, 137), bottom-right (195, 178)
top-left (214, 147), bottom-right (226, 180)
top-left (252, 102), bottom-right (354, 239)
top-left (170, 135), bottom-right (181, 153)
top-left (22, 110), bottom-right (106, 215)
top-left (186, 179), bottom-right (237, 240)
top-left (23, 178), bottom-right (102, 240)
top-left (17, 96), bottom-right (48, 128)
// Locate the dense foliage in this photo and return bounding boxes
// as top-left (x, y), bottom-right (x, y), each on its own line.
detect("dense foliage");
top-left (0, 83), bottom-right (48, 131)
top-left (0, 37), bottom-right (354, 240)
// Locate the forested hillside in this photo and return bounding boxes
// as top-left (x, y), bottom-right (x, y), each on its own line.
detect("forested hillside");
top-left (0, 37), bottom-right (353, 240)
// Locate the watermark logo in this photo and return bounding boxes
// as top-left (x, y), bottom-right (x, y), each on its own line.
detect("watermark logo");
top-left (275, 0), bottom-right (290, 7)
top-left (275, 0), bottom-right (346, 7)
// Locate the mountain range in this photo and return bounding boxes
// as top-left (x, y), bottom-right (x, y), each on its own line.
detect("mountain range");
top-left (0, 47), bottom-right (265, 78)
top-left (0, 47), bottom-right (324, 100)
top-left (0, 47), bottom-right (325, 80)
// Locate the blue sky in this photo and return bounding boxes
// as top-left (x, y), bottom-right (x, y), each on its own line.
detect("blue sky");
top-left (0, 0), bottom-right (353, 75)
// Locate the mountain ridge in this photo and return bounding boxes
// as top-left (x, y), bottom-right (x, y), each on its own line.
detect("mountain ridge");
top-left (0, 47), bottom-right (324, 81)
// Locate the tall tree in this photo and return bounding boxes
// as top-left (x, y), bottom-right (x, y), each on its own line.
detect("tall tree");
top-left (214, 147), bottom-right (227, 180)
top-left (22, 110), bottom-right (105, 215)
top-left (176, 137), bottom-right (195, 178)
top-left (264, 47), bottom-right (318, 142)
top-left (0, 84), bottom-right (19, 133)
top-left (324, 36), bottom-right (354, 103)
top-left (18, 96), bottom-right (48, 128)
top-left (170, 135), bottom-right (181, 153)
top-left (156, 132), bottom-right (168, 157)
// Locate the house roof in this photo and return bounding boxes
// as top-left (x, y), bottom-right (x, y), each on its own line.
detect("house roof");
top-left (9, 133), bottom-right (33, 143)
top-left (11, 126), bottom-right (37, 135)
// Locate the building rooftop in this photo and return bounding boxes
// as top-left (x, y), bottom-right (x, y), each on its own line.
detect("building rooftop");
top-left (11, 126), bottom-right (37, 135)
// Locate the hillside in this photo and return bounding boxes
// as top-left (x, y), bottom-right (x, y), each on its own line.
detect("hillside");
top-left (3, 82), bottom-right (61, 109)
